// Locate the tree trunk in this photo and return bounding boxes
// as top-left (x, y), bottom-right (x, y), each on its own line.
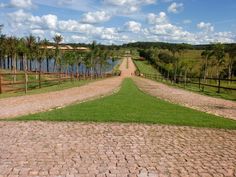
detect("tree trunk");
top-left (204, 57), bottom-right (208, 83)
top-left (46, 58), bottom-right (49, 72)
top-left (184, 69), bottom-right (188, 87)
top-left (7, 55), bottom-right (10, 69)
top-left (174, 62), bottom-right (177, 83)
top-left (23, 54), bottom-right (28, 93)
top-left (76, 62), bottom-right (79, 80)
top-left (39, 60), bottom-right (42, 88)
top-left (21, 55), bottom-right (24, 71)
top-left (228, 59), bottom-right (232, 85)
top-left (12, 53), bottom-right (17, 83)
top-left (3, 56), bottom-right (6, 69)
top-left (29, 60), bottom-right (32, 71)
top-left (0, 55), bottom-right (2, 69)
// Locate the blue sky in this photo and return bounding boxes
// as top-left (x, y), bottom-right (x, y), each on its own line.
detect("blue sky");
top-left (0, 0), bottom-right (236, 44)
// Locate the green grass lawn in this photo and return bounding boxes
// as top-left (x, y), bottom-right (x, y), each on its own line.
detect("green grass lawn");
top-left (133, 60), bottom-right (160, 74)
top-left (13, 78), bottom-right (236, 129)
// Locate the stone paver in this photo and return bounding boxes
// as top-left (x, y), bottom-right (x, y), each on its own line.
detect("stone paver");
top-left (133, 77), bottom-right (236, 120)
top-left (0, 122), bottom-right (236, 177)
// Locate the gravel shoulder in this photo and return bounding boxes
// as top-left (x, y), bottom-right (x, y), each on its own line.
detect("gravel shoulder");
top-left (133, 77), bottom-right (236, 120)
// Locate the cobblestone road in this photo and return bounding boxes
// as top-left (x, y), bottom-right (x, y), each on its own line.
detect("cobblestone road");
top-left (133, 77), bottom-right (236, 120)
top-left (0, 122), bottom-right (236, 177)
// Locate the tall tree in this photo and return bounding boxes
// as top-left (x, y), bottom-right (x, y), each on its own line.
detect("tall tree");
top-left (167, 45), bottom-right (181, 82)
top-left (212, 43), bottom-right (225, 78)
top-left (90, 41), bottom-right (97, 79)
top-left (225, 44), bottom-right (236, 81)
top-left (0, 35), bottom-right (6, 69)
top-left (53, 34), bottom-right (63, 72)
top-left (201, 48), bottom-right (213, 82)
top-left (40, 39), bottom-right (51, 72)
top-left (7, 37), bottom-right (18, 82)
top-left (26, 35), bottom-right (36, 71)
top-left (74, 50), bottom-right (84, 79)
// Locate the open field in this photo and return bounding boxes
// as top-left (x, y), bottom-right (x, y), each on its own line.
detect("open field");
top-left (13, 78), bottom-right (236, 129)
top-left (133, 60), bottom-right (160, 74)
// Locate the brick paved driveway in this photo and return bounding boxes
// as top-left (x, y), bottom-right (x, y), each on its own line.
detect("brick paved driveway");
top-left (0, 122), bottom-right (235, 177)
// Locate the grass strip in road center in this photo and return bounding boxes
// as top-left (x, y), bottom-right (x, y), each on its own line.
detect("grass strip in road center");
top-left (12, 79), bottom-right (236, 129)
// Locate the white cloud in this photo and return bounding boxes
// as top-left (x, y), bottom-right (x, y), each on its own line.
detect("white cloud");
top-left (148, 23), bottom-right (196, 43)
top-left (41, 14), bottom-right (58, 30)
top-left (103, 0), bottom-right (156, 14)
top-left (147, 12), bottom-right (168, 25)
top-left (4, 8), bottom-right (236, 44)
top-left (125, 21), bottom-right (142, 33)
top-left (70, 35), bottom-right (89, 43)
top-left (31, 29), bottom-right (45, 38)
top-left (9, 0), bottom-right (33, 8)
top-left (183, 19), bottom-right (192, 24)
top-left (0, 0), bottom-right (33, 9)
top-left (7, 10), bottom-right (58, 30)
top-left (197, 22), bottom-right (214, 32)
top-left (104, 0), bottom-right (155, 6)
top-left (81, 11), bottom-right (111, 24)
top-left (168, 2), bottom-right (184, 13)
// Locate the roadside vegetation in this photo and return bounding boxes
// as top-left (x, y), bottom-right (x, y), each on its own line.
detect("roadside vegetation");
top-left (134, 58), bottom-right (236, 101)
top-left (13, 79), bottom-right (236, 130)
top-left (0, 33), bottom-right (124, 94)
top-left (129, 42), bottom-right (236, 101)
top-left (133, 60), bottom-right (159, 75)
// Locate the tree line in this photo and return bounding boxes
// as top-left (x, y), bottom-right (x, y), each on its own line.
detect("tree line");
top-left (138, 43), bottom-right (236, 82)
top-left (0, 34), bottom-right (121, 81)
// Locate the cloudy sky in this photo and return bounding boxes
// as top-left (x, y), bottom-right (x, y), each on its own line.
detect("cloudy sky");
top-left (0, 0), bottom-right (236, 44)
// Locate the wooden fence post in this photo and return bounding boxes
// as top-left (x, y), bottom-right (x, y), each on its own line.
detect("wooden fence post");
top-left (198, 77), bottom-right (201, 90)
top-left (24, 71), bottom-right (28, 94)
top-left (217, 77), bottom-right (221, 93)
top-left (39, 71), bottom-right (41, 88)
top-left (58, 72), bottom-right (61, 84)
top-left (70, 72), bottom-right (73, 82)
top-left (0, 72), bottom-right (2, 94)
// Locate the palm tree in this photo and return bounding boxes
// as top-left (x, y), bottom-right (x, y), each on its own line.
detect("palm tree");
top-left (0, 35), bottom-right (6, 69)
top-left (26, 35), bottom-right (36, 71)
top-left (40, 39), bottom-right (50, 72)
top-left (16, 38), bottom-right (28, 93)
top-left (167, 45), bottom-right (181, 82)
top-left (7, 37), bottom-right (18, 82)
top-left (225, 44), bottom-right (236, 81)
top-left (201, 48), bottom-right (213, 82)
top-left (99, 50), bottom-right (109, 77)
top-left (74, 50), bottom-right (84, 79)
top-left (90, 41), bottom-right (97, 79)
top-left (53, 34), bottom-right (63, 73)
top-left (212, 43), bottom-right (225, 79)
